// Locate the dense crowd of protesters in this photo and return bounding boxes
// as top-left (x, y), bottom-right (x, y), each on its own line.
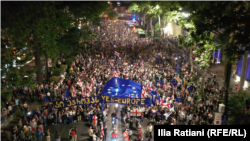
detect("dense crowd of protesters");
top-left (1, 20), bottom-right (224, 141)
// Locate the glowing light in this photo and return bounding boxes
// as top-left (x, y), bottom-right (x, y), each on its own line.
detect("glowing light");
top-left (156, 5), bottom-right (159, 9)
top-left (163, 23), bottom-right (172, 35)
top-left (235, 75), bottom-right (240, 82)
top-left (235, 75), bottom-right (249, 89)
top-left (182, 12), bottom-right (190, 17)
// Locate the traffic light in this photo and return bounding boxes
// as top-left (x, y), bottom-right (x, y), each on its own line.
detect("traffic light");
top-left (121, 14), bottom-right (123, 17)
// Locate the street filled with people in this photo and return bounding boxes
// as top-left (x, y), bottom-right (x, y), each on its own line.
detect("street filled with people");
top-left (1, 20), bottom-right (223, 141)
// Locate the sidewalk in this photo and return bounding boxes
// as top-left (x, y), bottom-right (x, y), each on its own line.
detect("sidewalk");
top-left (208, 64), bottom-right (250, 95)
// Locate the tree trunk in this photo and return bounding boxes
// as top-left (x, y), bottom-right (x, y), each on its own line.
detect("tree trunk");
top-left (45, 51), bottom-right (49, 82)
top-left (34, 46), bottom-right (42, 83)
top-left (190, 48), bottom-right (193, 72)
top-left (150, 18), bottom-right (153, 37)
top-left (239, 51), bottom-right (248, 93)
top-left (200, 75), bottom-right (205, 93)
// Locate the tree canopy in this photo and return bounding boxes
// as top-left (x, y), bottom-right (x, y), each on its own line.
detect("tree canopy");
top-left (1, 1), bottom-right (109, 101)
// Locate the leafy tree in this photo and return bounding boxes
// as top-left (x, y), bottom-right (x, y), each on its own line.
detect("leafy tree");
top-left (1, 2), bottom-right (109, 103)
top-left (228, 93), bottom-right (250, 125)
top-left (108, 10), bottom-right (119, 21)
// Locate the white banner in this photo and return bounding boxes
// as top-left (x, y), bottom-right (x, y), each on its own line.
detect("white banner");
top-left (213, 112), bottom-right (222, 125)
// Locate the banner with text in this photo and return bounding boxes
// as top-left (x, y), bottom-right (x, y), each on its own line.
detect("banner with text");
top-left (53, 95), bottom-right (150, 109)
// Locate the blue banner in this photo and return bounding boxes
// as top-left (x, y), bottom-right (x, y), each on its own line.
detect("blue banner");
top-left (171, 79), bottom-right (178, 86)
top-left (53, 96), bottom-right (150, 109)
top-left (176, 62), bottom-right (181, 72)
top-left (176, 97), bottom-right (184, 102)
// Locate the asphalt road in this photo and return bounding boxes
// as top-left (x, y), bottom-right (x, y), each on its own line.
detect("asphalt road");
top-left (42, 104), bottom-right (155, 141)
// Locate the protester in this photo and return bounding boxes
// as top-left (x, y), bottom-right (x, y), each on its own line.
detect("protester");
top-left (1, 20), bottom-right (223, 140)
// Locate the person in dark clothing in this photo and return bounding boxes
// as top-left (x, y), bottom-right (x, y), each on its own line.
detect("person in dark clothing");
top-left (129, 119), bottom-right (133, 130)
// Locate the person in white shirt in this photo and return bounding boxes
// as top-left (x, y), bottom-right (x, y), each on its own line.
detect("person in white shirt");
top-left (147, 123), bottom-right (153, 138)
top-left (24, 102), bottom-right (28, 108)
top-left (92, 133), bottom-right (96, 141)
top-left (8, 105), bottom-right (12, 115)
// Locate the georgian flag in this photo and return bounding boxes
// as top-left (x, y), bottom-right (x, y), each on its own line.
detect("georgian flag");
top-left (77, 80), bottom-right (83, 87)
top-left (163, 83), bottom-right (166, 89)
top-left (72, 87), bottom-right (76, 97)
top-left (115, 51), bottom-right (119, 56)
top-left (113, 71), bottom-right (119, 77)
top-left (101, 123), bottom-right (104, 137)
top-left (87, 83), bottom-right (92, 92)
top-left (160, 99), bottom-right (164, 106)
top-left (82, 88), bottom-right (87, 97)
top-left (142, 87), bottom-right (146, 95)
top-left (146, 83), bottom-right (151, 91)
top-left (110, 60), bottom-right (114, 66)
top-left (162, 101), bottom-right (170, 108)
top-left (87, 90), bottom-right (91, 97)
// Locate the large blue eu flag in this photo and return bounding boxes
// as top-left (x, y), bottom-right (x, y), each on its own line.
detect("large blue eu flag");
top-left (101, 77), bottom-right (142, 98)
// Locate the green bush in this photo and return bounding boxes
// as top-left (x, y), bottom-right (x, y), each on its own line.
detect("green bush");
top-left (60, 65), bottom-right (68, 69)
top-left (54, 68), bottom-right (64, 76)
top-left (66, 58), bottom-right (74, 66)
top-left (49, 76), bottom-right (60, 82)
top-left (1, 102), bottom-right (6, 109)
top-left (71, 51), bottom-right (79, 57)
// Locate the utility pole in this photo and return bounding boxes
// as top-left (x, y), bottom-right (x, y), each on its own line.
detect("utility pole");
top-left (224, 61), bottom-right (232, 115)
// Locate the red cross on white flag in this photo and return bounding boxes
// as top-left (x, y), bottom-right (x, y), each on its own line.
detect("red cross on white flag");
top-left (82, 89), bottom-right (87, 97)
top-left (162, 102), bottom-right (170, 108)
top-left (110, 60), bottom-right (114, 66)
top-left (87, 89), bottom-right (91, 97)
top-left (160, 99), bottom-right (163, 106)
top-left (78, 80), bottom-right (82, 87)
top-left (113, 71), bottom-right (119, 77)
top-left (234, 83), bottom-right (239, 91)
top-left (115, 51), bottom-right (119, 56)
top-left (101, 124), bottom-right (104, 137)
top-left (72, 87), bottom-right (76, 97)
top-left (163, 83), bottom-right (166, 89)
